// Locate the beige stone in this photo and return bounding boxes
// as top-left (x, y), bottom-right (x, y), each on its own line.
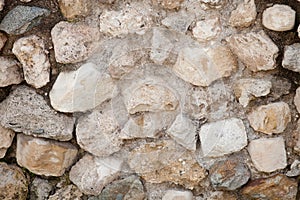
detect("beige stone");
top-left (294, 87), bottom-right (300, 113)
top-left (193, 17), bottom-right (221, 42)
top-left (162, 190), bottom-right (193, 200)
top-left (0, 32), bottom-right (7, 50)
top-left (248, 137), bottom-right (287, 172)
top-left (152, 0), bottom-right (184, 9)
top-left (58, 0), bottom-right (91, 19)
top-left (248, 102), bottom-right (291, 134)
top-left (0, 125), bottom-right (15, 158)
top-left (48, 185), bottom-right (83, 200)
top-left (0, 57), bottom-right (23, 87)
top-left (229, 0), bottom-right (256, 27)
top-left (16, 134), bottom-right (78, 176)
top-left (226, 31), bottom-right (279, 72)
top-left (282, 43), bottom-right (300, 73)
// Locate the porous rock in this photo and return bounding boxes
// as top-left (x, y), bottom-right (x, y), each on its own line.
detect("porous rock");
top-left (58, 0), bottom-right (91, 19)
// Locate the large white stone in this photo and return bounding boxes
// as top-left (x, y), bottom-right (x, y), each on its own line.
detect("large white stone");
top-left (192, 17), bottom-right (221, 42)
top-left (162, 190), bottom-right (193, 200)
top-left (0, 57), bottom-right (23, 87)
top-left (229, 0), bottom-right (257, 28)
top-left (199, 118), bottom-right (247, 157)
top-left (50, 63), bottom-right (117, 113)
top-left (0, 125), bottom-right (15, 158)
top-left (282, 43), bottom-right (300, 73)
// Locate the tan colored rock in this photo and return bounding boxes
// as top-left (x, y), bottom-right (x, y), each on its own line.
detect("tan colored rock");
top-left (282, 43), bottom-right (300, 73)
top-left (0, 0), bottom-right (4, 11)
top-left (226, 31), bottom-right (279, 72)
top-left (0, 125), bottom-right (15, 158)
top-left (152, 0), bottom-right (184, 9)
top-left (248, 137), bottom-right (287, 173)
top-left (0, 32), bottom-right (7, 50)
top-left (229, 0), bottom-right (256, 27)
top-left (48, 185), bottom-right (83, 200)
top-left (294, 87), bottom-right (300, 113)
top-left (12, 35), bottom-right (50, 88)
top-left (241, 174), bottom-right (297, 200)
top-left (0, 57), bottom-right (23, 87)
top-left (16, 134), bottom-right (78, 176)
top-left (248, 102), bottom-right (291, 134)
top-left (58, 0), bottom-right (91, 19)
top-left (262, 4), bottom-right (295, 31)
top-left (162, 190), bottom-right (193, 200)
top-left (173, 44), bottom-right (237, 86)
top-left (193, 17), bottom-right (221, 42)
top-left (161, 11), bottom-right (194, 33)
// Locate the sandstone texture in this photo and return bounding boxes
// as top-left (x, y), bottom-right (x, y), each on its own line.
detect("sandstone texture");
top-left (192, 17), bottom-right (221, 42)
top-left (0, 125), bottom-right (15, 158)
top-left (58, 0), bottom-right (91, 19)
top-left (0, 57), bottom-right (23, 87)
top-left (229, 0), bottom-right (256, 27)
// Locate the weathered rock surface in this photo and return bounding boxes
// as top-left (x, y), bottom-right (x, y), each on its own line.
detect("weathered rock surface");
top-left (51, 21), bottom-right (99, 64)
top-left (0, 125), bottom-right (15, 158)
top-left (229, 0), bottom-right (256, 28)
top-left (69, 154), bottom-right (123, 195)
top-left (226, 31), bottom-right (279, 72)
top-left (12, 35), bottom-right (50, 88)
top-left (16, 134), bottom-right (78, 176)
top-left (48, 185), bottom-right (83, 200)
top-left (200, 0), bottom-right (225, 9)
top-left (162, 190), bottom-right (193, 200)
top-left (50, 63), bottom-right (116, 113)
top-left (0, 162), bottom-right (28, 200)
top-left (0, 0), bottom-right (4, 11)
top-left (199, 118), bottom-right (247, 157)
top-left (152, 0), bottom-right (184, 9)
top-left (298, 25), bottom-right (300, 38)
top-left (0, 86), bottom-right (74, 141)
top-left (241, 174), bottom-right (298, 200)
top-left (286, 160), bottom-right (300, 177)
top-left (262, 4), bottom-right (295, 31)
top-left (173, 45), bottom-right (237, 86)
top-left (247, 102), bottom-right (291, 134)
top-left (29, 178), bottom-right (53, 200)
top-left (0, 6), bottom-right (50, 35)
top-left (58, 0), bottom-right (91, 19)
top-left (248, 137), bottom-right (287, 172)
top-left (162, 11), bottom-right (194, 33)
top-left (0, 32), bottom-right (7, 50)
top-left (282, 43), bottom-right (300, 73)
top-left (192, 17), bottom-right (221, 42)
top-left (0, 57), bottom-right (23, 87)
top-left (294, 87), bottom-right (300, 113)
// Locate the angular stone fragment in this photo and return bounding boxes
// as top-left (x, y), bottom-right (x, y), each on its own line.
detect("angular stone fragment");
top-left (12, 35), bottom-right (50, 88)
top-left (248, 137), bottom-right (287, 172)
top-left (0, 6), bottom-right (50, 35)
top-left (248, 102), bottom-right (291, 134)
top-left (229, 0), bottom-right (256, 27)
top-left (162, 190), bottom-right (193, 200)
top-left (0, 57), bottom-right (23, 87)
top-left (0, 125), bottom-right (15, 158)
top-left (48, 185), bottom-right (83, 200)
top-left (51, 21), bottom-right (99, 64)
top-left (0, 86), bottom-right (74, 141)
top-left (0, 32), bottom-right (7, 50)
top-left (199, 118), bottom-right (247, 157)
top-left (262, 4), bottom-right (295, 31)
top-left (193, 17), bottom-right (221, 42)
top-left (16, 134), bottom-right (78, 176)
top-left (234, 78), bottom-right (272, 107)
top-left (173, 45), bottom-right (237, 86)
top-left (226, 31), bottom-right (279, 72)
top-left (70, 154), bottom-right (123, 195)
top-left (29, 178), bottom-right (53, 200)
top-left (241, 174), bottom-right (297, 200)
top-left (0, 162), bottom-right (28, 200)
top-left (152, 0), bottom-right (184, 9)
top-left (50, 63), bottom-right (116, 113)
top-left (282, 43), bottom-right (300, 73)
top-left (58, 0), bottom-right (91, 19)
top-left (200, 0), bottom-right (226, 8)
top-left (162, 11), bottom-right (194, 33)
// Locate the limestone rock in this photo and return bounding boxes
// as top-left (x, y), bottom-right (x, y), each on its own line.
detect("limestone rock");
top-left (262, 4), bottom-right (295, 31)
top-left (0, 57), bottom-right (23, 87)
top-left (0, 6), bottom-right (50, 35)
top-left (282, 43), bottom-right (300, 73)
top-left (0, 32), bottom-right (7, 50)
top-left (162, 190), bottom-right (193, 200)
top-left (247, 102), bottom-right (291, 134)
top-left (0, 86), bottom-right (74, 141)
top-left (12, 35), bottom-right (50, 88)
top-left (192, 17), bottom-right (221, 42)
top-left (51, 21), bottom-right (99, 64)
top-left (48, 185), bottom-right (83, 200)
top-left (173, 45), bottom-right (237, 86)
top-left (16, 134), bottom-right (78, 176)
top-left (241, 174), bottom-right (297, 200)
top-left (209, 159), bottom-right (250, 190)
top-left (199, 118), bottom-right (247, 157)
top-left (234, 78), bottom-right (272, 107)
top-left (152, 0), bottom-right (184, 9)
top-left (0, 162), bottom-right (28, 200)
top-left (29, 178), bottom-right (53, 200)
top-left (248, 137), bottom-right (287, 173)
top-left (69, 154), bottom-right (123, 195)
top-left (229, 0), bottom-right (256, 27)
top-left (166, 114), bottom-right (197, 151)
top-left (50, 63), bottom-right (117, 113)
top-left (58, 0), bottom-right (91, 19)
top-left (0, 125), bottom-right (15, 158)
top-left (162, 11), bottom-right (194, 33)
top-left (226, 31), bottom-right (279, 72)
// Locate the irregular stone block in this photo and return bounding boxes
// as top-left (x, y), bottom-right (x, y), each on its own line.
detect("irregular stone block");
top-left (162, 190), bottom-right (193, 200)
top-left (151, 0), bottom-right (184, 9)
top-left (229, 0), bottom-right (256, 27)
top-left (162, 11), bottom-right (194, 33)
top-left (193, 17), bottom-right (221, 42)
top-left (0, 57), bottom-right (23, 87)
top-left (29, 178), bottom-right (53, 200)
top-left (282, 43), bottom-right (300, 73)
top-left (58, 0), bottom-right (91, 19)
top-left (0, 125), bottom-right (15, 158)
top-left (48, 185), bottom-right (83, 200)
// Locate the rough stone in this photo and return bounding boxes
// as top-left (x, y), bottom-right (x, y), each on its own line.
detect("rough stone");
top-left (69, 154), bottom-right (123, 195)
top-left (209, 159), bottom-right (250, 190)
top-left (128, 139), bottom-right (206, 189)
top-left (262, 4), bottom-right (295, 31)
top-left (0, 0), bottom-right (4, 11)
top-left (199, 118), bottom-right (247, 157)
top-left (0, 162), bottom-right (28, 200)
top-left (0, 86), bottom-right (74, 141)
top-left (294, 87), bottom-right (300, 113)
top-left (0, 32), bottom-right (7, 50)
top-left (241, 174), bottom-right (298, 200)
top-left (0, 6), bottom-right (50, 35)
top-left (173, 44), bottom-right (237, 86)
top-left (166, 114), bottom-right (197, 151)
top-left (152, 0), bottom-right (184, 9)
top-left (248, 137), bottom-right (287, 173)
top-left (0, 57), bottom-right (23, 87)
top-left (234, 78), bottom-right (272, 107)
top-left (48, 185), bottom-right (83, 200)
top-left (199, 0), bottom-right (226, 9)
top-left (162, 11), bottom-right (194, 33)
top-left (162, 190), bottom-right (193, 200)
top-left (30, 178), bottom-right (53, 200)
top-left (0, 125), bottom-right (15, 158)
top-left (12, 35), bottom-right (50, 88)
top-left (247, 102), bottom-right (291, 134)
top-left (229, 0), bottom-right (256, 27)
top-left (58, 0), bottom-right (91, 19)
top-left (226, 31), bottom-right (279, 72)
top-left (51, 21), bottom-right (99, 64)
top-left (50, 63), bottom-right (117, 113)
top-left (298, 25), bottom-right (300, 38)
top-left (286, 160), bottom-right (300, 177)
top-left (16, 134), bottom-right (78, 176)
top-left (282, 43), bottom-right (300, 73)
top-left (192, 17), bottom-right (221, 42)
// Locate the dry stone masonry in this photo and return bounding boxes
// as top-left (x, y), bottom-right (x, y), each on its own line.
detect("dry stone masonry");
top-left (0, 0), bottom-right (299, 199)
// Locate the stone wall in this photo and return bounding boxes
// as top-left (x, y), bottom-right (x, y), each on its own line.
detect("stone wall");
top-left (0, 0), bottom-right (299, 199)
